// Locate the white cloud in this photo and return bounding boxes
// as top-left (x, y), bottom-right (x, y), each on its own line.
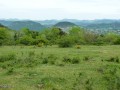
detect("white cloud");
top-left (0, 0), bottom-right (120, 20)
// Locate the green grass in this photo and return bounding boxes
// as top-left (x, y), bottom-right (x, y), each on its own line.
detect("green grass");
top-left (0, 45), bottom-right (120, 90)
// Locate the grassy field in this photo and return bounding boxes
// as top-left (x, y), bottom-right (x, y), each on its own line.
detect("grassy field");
top-left (0, 45), bottom-right (120, 90)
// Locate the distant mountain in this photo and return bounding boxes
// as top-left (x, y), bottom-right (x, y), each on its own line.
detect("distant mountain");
top-left (0, 20), bottom-right (13, 26)
top-left (7, 21), bottom-right (46, 31)
top-left (53, 21), bottom-right (77, 32)
top-left (84, 22), bottom-right (120, 30)
top-left (1, 19), bottom-right (120, 33)
top-left (54, 21), bottom-right (77, 28)
top-left (38, 20), bottom-right (59, 27)
top-left (0, 23), bottom-right (6, 27)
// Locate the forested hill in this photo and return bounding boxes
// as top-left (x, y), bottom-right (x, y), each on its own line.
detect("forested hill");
top-left (0, 23), bottom-right (6, 27)
top-left (84, 22), bottom-right (120, 30)
top-left (54, 22), bottom-right (77, 28)
top-left (8, 21), bottom-right (46, 31)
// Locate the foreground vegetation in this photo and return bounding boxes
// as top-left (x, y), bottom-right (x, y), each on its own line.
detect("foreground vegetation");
top-left (1, 26), bottom-right (120, 47)
top-left (0, 45), bottom-right (120, 90)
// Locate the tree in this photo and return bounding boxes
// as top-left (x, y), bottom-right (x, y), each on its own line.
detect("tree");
top-left (19, 35), bottom-right (33, 45)
top-left (84, 31), bottom-right (99, 44)
top-left (58, 35), bottom-right (74, 48)
top-left (0, 28), bottom-right (10, 45)
top-left (104, 33), bottom-right (118, 44)
top-left (69, 27), bottom-right (86, 44)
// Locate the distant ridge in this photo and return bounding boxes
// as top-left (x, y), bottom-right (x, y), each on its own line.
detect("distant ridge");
top-left (0, 23), bottom-right (6, 27)
top-left (54, 21), bottom-right (77, 28)
top-left (6, 21), bottom-right (46, 31)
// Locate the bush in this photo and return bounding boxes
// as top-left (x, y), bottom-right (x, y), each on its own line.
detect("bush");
top-left (19, 35), bottom-right (33, 45)
top-left (37, 43), bottom-right (44, 47)
top-left (58, 36), bottom-right (74, 48)
top-left (83, 56), bottom-right (90, 61)
top-left (6, 68), bottom-right (14, 75)
top-left (42, 57), bottom-right (48, 64)
top-left (106, 57), bottom-right (119, 63)
top-left (71, 57), bottom-right (80, 64)
top-left (63, 56), bottom-right (71, 63)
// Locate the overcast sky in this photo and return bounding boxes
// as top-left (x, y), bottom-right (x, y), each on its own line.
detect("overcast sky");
top-left (0, 0), bottom-right (120, 20)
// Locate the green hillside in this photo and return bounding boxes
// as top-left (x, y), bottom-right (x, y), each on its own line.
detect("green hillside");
top-left (8, 21), bottom-right (46, 31)
top-left (54, 21), bottom-right (77, 28)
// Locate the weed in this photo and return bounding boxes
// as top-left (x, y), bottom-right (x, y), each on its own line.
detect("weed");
top-left (0, 53), bottom-right (16, 62)
top-left (83, 56), bottom-right (90, 61)
top-left (42, 57), bottom-right (48, 64)
top-left (63, 56), bottom-right (71, 63)
top-left (71, 57), bottom-right (80, 64)
top-left (106, 56), bottom-right (119, 63)
top-left (6, 68), bottom-right (14, 75)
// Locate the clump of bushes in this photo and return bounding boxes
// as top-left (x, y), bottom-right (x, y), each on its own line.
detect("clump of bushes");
top-left (63, 56), bottom-right (80, 64)
top-left (71, 57), bottom-right (80, 64)
top-left (106, 56), bottom-right (119, 63)
top-left (58, 36), bottom-right (74, 48)
top-left (83, 56), bottom-right (90, 61)
top-left (63, 56), bottom-right (72, 63)
top-left (42, 57), bottom-right (48, 64)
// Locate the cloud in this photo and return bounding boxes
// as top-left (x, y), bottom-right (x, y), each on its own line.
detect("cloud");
top-left (0, 0), bottom-right (120, 20)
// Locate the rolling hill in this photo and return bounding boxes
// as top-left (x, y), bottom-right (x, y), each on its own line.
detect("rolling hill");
top-left (0, 23), bottom-right (6, 27)
top-left (54, 21), bottom-right (77, 28)
top-left (8, 21), bottom-right (46, 31)
top-left (53, 21), bottom-right (77, 31)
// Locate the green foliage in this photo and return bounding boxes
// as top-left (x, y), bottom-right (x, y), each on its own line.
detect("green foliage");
top-left (106, 56), bottom-right (119, 63)
top-left (58, 36), bottom-right (74, 48)
top-left (19, 35), bottom-right (33, 45)
top-left (0, 53), bottom-right (16, 62)
top-left (37, 43), bottom-right (44, 47)
top-left (71, 57), bottom-right (80, 64)
top-left (0, 28), bottom-right (11, 45)
top-left (1, 25), bottom-right (120, 46)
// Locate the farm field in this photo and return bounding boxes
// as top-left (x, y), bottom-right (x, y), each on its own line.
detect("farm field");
top-left (0, 45), bottom-right (120, 90)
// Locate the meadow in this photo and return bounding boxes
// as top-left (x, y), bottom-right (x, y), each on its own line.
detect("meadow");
top-left (0, 45), bottom-right (120, 90)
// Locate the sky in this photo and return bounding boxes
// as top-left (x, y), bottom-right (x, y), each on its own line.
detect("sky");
top-left (0, 0), bottom-right (120, 20)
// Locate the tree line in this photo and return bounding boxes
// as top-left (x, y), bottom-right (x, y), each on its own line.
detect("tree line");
top-left (0, 26), bottom-right (120, 47)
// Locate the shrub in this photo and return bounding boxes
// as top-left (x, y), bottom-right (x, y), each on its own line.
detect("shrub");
top-left (63, 56), bottom-right (71, 63)
top-left (37, 43), bottom-right (44, 47)
top-left (6, 68), bottom-right (14, 75)
top-left (83, 56), bottom-right (90, 61)
top-left (42, 57), bottom-right (48, 64)
top-left (106, 57), bottom-right (119, 63)
top-left (71, 57), bottom-right (80, 64)
top-left (58, 36), bottom-right (74, 48)
top-left (19, 35), bottom-right (33, 45)
top-left (116, 57), bottom-right (119, 63)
